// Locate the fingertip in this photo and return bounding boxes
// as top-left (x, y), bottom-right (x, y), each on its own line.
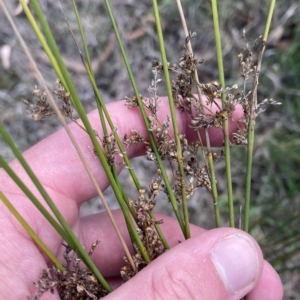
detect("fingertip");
top-left (203, 228), bottom-right (264, 299)
top-left (104, 227), bottom-right (264, 300)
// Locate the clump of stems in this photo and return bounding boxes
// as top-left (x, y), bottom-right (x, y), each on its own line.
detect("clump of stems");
top-left (0, 0), bottom-right (278, 299)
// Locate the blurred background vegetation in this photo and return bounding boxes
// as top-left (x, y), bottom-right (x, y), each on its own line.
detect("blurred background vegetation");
top-left (0, 1), bottom-right (299, 298)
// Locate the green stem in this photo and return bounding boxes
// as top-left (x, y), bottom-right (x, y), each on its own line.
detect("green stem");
top-left (211, 0), bottom-right (234, 227)
top-left (208, 158), bottom-right (221, 227)
top-left (244, 0), bottom-right (276, 232)
top-left (0, 125), bottom-right (112, 291)
top-left (0, 155), bottom-right (69, 245)
top-left (0, 191), bottom-right (64, 271)
top-left (25, 0), bottom-right (150, 263)
top-left (243, 120), bottom-right (254, 232)
top-left (71, 1), bottom-right (140, 221)
top-left (205, 130), bottom-right (221, 227)
top-left (263, 0), bottom-right (276, 42)
top-left (104, 0), bottom-right (184, 241)
top-left (152, 0), bottom-right (190, 239)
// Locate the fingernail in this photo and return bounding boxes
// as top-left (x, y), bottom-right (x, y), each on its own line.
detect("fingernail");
top-left (211, 234), bottom-right (259, 294)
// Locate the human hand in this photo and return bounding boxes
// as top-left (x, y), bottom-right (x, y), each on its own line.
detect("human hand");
top-left (0, 98), bottom-right (283, 299)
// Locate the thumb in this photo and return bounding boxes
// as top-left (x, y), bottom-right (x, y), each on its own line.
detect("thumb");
top-left (105, 228), bottom-right (263, 300)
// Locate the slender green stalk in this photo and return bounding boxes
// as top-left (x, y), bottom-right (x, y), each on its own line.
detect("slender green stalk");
top-left (152, 0), bottom-right (190, 239)
top-left (207, 151), bottom-right (221, 228)
top-left (176, 0), bottom-right (221, 227)
top-left (243, 121), bottom-right (254, 232)
top-left (17, 0), bottom-right (65, 86)
top-left (104, 0), bottom-right (185, 240)
top-left (72, 1), bottom-right (169, 253)
top-left (210, 0), bottom-right (225, 96)
top-left (0, 125), bottom-right (112, 291)
top-left (65, 4), bottom-right (141, 266)
top-left (75, 57), bottom-right (138, 220)
top-left (203, 128), bottom-right (221, 227)
top-left (4, 0), bottom-right (141, 282)
top-left (82, 60), bottom-right (165, 253)
top-left (263, 0), bottom-right (276, 42)
top-left (86, 75), bottom-right (142, 215)
top-left (176, 0), bottom-right (221, 226)
top-left (21, 0), bottom-right (151, 263)
top-left (244, 0), bottom-right (276, 232)
top-left (175, 0), bottom-right (203, 104)
top-left (0, 154), bottom-right (69, 245)
top-left (211, 0), bottom-right (234, 227)
top-left (27, 0), bottom-right (83, 112)
top-left (1, 121), bottom-right (77, 245)
top-left (71, 1), bottom-right (92, 69)
top-left (70, 1), bottom-right (140, 236)
top-left (0, 191), bottom-right (64, 271)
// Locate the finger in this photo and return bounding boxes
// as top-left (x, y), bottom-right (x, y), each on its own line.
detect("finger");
top-left (81, 213), bottom-right (283, 299)
top-left (0, 223), bottom-right (60, 300)
top-left (78, 210), bottom-right (206, 278)
top-left (246, 260), bottom-right (283, 300)
top-left (103, 228), bottom-right (264, 300)
top-left (2, 97), bottom-right (243, 205)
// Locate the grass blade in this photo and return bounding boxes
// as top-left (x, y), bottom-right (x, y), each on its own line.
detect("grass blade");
top-left (243, 0), bottom-right (276, 232)
top-left (104, 0), bottom-right (184, 242)
top-left (0, 154), bottom-right (69, 244)
top-left (0, 191), bottom-right (64, 271)
top-left (211, 0), bottom-right (234, 227)
top-left (152, 0), bottom-right (190, 238)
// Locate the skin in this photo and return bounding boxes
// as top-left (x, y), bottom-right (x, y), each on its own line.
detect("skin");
top-left (0, 98), bottom-right (283, 299)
